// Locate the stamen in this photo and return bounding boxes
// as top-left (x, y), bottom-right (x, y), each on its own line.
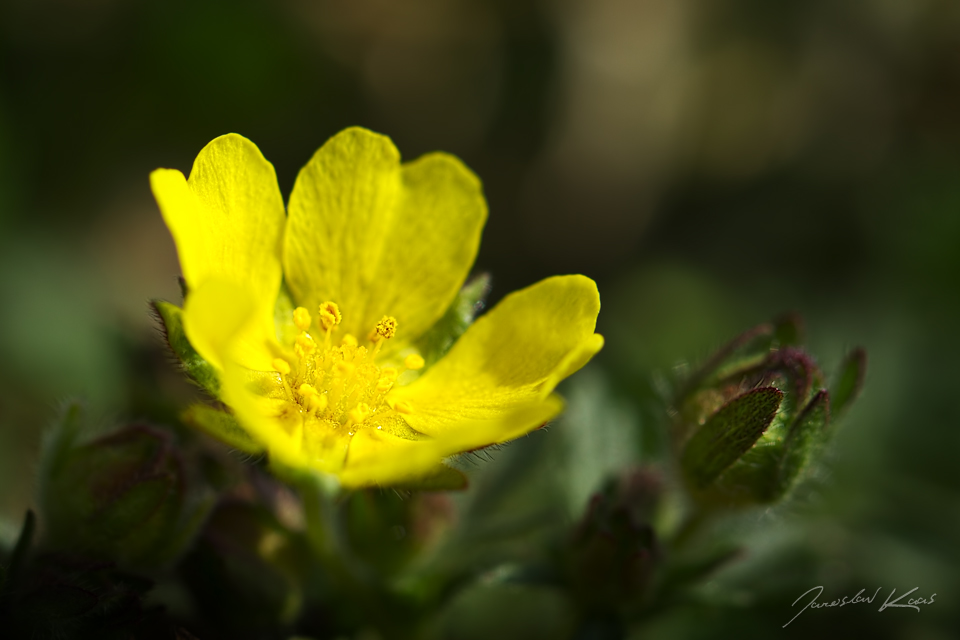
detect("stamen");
top-left (376, 367), bottom-right (398, 392)
top-left (348, 403), bottom-right (371, 425)
top-left (404, 354), bottom-right (425, 370)
top-left (372, 315), bottom-right (398, 341)
top-left (307, 394), bottom-right (328, 413)
top-left (296, 333), bottom-right (316, 355)
top-left (293, 307), bottom-right (312, 332)
top-left (318, 302), bottom-right (342, 331)
top-left (274, 304), bottom-right (411, 439)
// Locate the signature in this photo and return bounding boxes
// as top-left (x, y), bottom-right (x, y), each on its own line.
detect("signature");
top-left (783, 585), bottom-right (937, 628)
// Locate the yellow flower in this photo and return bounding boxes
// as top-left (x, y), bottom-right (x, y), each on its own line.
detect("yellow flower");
top-left (151, 127), bottom-right (603, 488)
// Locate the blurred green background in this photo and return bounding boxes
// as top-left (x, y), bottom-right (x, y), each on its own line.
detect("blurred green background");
top-left (1, 0), bottom-right (958, 637)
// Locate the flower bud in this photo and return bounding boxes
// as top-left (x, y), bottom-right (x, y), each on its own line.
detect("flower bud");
top-left (38, 404), bottom-right (214, 570)
top-left (567, 469), bottom-right (662, 612)
top-left (672, 316), bottom-right (865, 506)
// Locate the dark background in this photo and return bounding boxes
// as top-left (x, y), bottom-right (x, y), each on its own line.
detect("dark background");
top-left (1, 0), bottom-right (959, 637)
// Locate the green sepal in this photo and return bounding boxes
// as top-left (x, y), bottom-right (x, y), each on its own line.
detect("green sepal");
top-left (678, 323), bottom-right (774, 399)
top-left (779, 390), bottom-right (830, 489)
top-left (152, 299), bottom-right (221, 397)
top-left (681, 387), bottom-right (783, 489)
top-left (772, 312), bottom-right (804, 348)
top-left (183, 404), bottom-right (263, 454)
top-left (831, 347), bottom-right (866, 419)
top-left (415, 274), bottom-right (491, 367)
top-left (392, 464), bottom-right (468, 491)
top-left (709, 390), bottom-right (830, 504)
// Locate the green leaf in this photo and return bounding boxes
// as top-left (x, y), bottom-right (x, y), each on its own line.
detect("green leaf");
top-left (183, 404), bottom-right (263, 454)
top-left (681, 387), bottom-right (783, 489)
top-left (415, 274), bottom-right (490, 367)
top-left (152, 299), bottom-right (221, 396)
top-left (831, 347), bottom-right (866, 419)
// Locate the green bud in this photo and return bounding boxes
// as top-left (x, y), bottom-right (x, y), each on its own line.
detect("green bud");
top-left (38, 404), bottom-right (214, 570)
top-left (567, 469), bottom-right (662, 612)
top-left (673, 318), bottom-right (864, 507)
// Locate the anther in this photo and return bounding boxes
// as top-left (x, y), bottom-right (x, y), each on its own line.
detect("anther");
top-left (319, 302), bottom-right (342, 331)
top-left (349, 403), bottom-right (371, 424)
top-left (307, 394), bottom-right (328, 413)
top-left (296, 333), bottom-right (316, 354)
top-left (293, 307), bottom-right (312, 332)
top-left (376, 367), bottom-right (398, 392)
top-left (373, 316), bottom-right (398, 340)
top-left (341, 334), bottom-right (358, 347)
top-left (298, 383), bottom-right (318, 398)
top-left (404, 354), bottom-right (425, 370)
top-left (272, 358), bottom-right (291, 375)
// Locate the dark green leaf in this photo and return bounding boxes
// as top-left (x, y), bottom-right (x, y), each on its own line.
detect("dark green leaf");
top-left (681, 387), bottom-right (783, 489)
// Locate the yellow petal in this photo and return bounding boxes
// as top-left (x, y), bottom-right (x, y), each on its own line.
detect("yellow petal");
top-left (181, 279), bottom-right (315, 467)
top-left (387, 275), bottom-right (604, 438)
top-left (339, 398), bottom-right (563, 488)
top-left (220, 358), bottom-right (312, 470)
top-left (283, 127), bottom-right (486, 352)
top-left (182, 278), bottom-right (283, 374)
top-left (151, 133), bottom-right (285, 348)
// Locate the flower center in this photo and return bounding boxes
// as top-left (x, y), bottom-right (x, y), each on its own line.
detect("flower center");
top-left (270, 303), bottom-right (424, 433)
